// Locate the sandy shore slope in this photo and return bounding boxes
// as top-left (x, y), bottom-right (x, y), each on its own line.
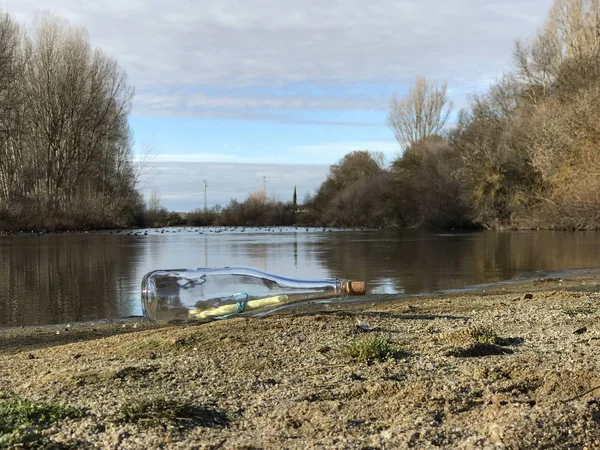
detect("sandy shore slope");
top-left (1, 273), bottom-right (600, 449)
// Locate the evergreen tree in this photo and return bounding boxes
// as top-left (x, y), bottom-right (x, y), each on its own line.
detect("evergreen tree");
top-left (293, 186), bottom-right (297, 208)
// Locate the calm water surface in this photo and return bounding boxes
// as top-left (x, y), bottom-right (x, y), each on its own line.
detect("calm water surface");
top-left (1, 228), bottom-right (600, 327)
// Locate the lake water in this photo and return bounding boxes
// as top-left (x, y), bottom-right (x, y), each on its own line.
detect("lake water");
top-left (1, 228), bottom-right (600, 327)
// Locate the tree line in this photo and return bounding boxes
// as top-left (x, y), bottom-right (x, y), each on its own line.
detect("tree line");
top-left (177, 0), bottom-right (600, 230)
top-left (0, 12), bottom-right (143, 231)
top-left (306, 0), bottom-right (600, 230)
top-left (146, 189), bottom-right (298, 228)
top-left (3, 0), bottom-right (598, 231)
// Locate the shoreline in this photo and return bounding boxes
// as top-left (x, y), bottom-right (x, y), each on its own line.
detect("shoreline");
top-left (1, 274), bottom-right (600, 448)
top-left (5, 225), bottom-right (600, 238)
top-left (3, 266), bottom-right (599, 331)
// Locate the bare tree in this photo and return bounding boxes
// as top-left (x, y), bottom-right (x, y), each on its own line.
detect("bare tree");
top-left (0, 11), bottom-right (141, 230)
top-left (514, 0), bottom-right (600, 102)
top-left (387, 77), bottom-right (453, 151)
top-left (147, 189), bottom-right (162, 212)
top-left (0, 12), bottom-right (24, 206)
top-left (20, 14), bottom-right (136, 223)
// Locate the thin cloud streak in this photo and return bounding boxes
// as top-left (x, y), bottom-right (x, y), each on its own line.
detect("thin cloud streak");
top-left (133, 89), bottom-right (390, 114)
top-left (131, 104), bottom-right (385, 127)
top-left (136, 139), bottom-right (399, 165)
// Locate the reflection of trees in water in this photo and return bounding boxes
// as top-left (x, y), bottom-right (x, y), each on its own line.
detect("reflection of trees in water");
top-left (316, 230), bottom-right (600, 294)
top-left (231, 242), bottom-right (269, 272)
top-left (315, 230), bottom-right (476, 294)
top-left (464, 231), bottom-right (600, 285)
top-left (0, 235), bottom-right (140, 327)
top-left (2, 230), bottom-right (598, 326)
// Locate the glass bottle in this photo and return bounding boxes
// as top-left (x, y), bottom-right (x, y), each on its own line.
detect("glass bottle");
top-left (141, 267), bottom-right (366, 323)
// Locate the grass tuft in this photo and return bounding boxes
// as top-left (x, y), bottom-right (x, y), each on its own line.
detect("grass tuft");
top-left (437, 326), bottom-right (520, 358)
top-left (0, 393), bottom-right (86, 448)
top-left (561, 306), bottom-right (596, 317)
top-left (468, 326), bottom-right (498, 345)
top-left (116, 397), bottom-right (228, 429)
top-left (444, 342), bottom-right (514, 358)
top-left (341, 336), bottom-right (407, 363)
top-left (112, 366), bottom-right (158, 381)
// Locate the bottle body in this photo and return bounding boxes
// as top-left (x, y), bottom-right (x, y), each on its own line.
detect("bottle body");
top-left (141, 267), bottom-right (365, 323)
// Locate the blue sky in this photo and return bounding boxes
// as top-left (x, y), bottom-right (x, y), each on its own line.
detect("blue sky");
top-left (2, 0), bottom-right (555, 210)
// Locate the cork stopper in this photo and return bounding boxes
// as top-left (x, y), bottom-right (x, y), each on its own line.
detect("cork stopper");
top-left (344, 280), bottom-right (366, 295)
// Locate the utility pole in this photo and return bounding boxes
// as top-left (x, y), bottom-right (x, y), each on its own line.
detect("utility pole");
top-left (203, 180), bottom-right (207, 211)
top-left (262, 176), bottom-right (266, 194)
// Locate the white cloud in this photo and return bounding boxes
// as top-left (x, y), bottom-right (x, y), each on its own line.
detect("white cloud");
top-left (132, 89), bottom-right (390, 120)
top-left (2, 0), bottom-right (554, 118)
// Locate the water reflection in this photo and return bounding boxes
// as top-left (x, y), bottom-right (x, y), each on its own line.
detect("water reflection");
top-left (316, 230), bottom-right (600, 294)
top-left (0, 235), bottom-right (140, 327)
top-left (1, 228), bottom-right (600, 327)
